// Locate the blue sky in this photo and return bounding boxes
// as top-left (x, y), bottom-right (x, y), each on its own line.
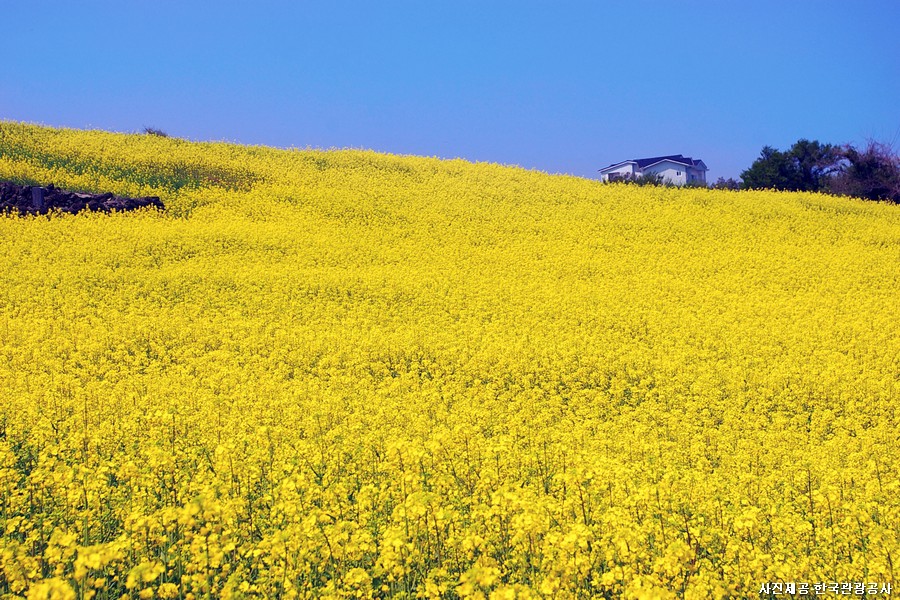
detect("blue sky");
top-left (2, 1), bottom-right (899, 181)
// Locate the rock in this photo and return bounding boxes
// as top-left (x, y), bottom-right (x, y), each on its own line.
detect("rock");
top-left (0, 181), bottom-right (165, 215)
top-left (31, 187), bottom-right (46, 213)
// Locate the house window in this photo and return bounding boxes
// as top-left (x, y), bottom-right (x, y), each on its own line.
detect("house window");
top-left (676, 171), bottom-right (681, 176)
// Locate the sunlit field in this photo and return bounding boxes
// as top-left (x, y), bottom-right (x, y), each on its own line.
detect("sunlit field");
top-left (1, 122), bottom-right (899, 599)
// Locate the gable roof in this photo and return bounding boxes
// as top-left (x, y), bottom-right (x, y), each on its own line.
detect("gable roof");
top-left (634, 154), bottom-right (693, 168)
top-left (600, 154), bottom-right (708, 172)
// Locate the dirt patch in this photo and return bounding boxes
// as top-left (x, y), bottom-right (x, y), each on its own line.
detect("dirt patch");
top-left (1, 181), bottom-right (164, 215)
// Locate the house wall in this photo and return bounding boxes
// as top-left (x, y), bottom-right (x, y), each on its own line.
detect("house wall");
top-left (643, 161), bottom-right (687, 185)
top-left (601, 164), bottom-right (636, 182)
top-left (686, 167), bottom-right (707, 184)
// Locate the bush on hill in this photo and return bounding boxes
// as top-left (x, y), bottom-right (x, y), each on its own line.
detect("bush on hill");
top-left (830, 141), bottom-right (900, 203)
top-left (741, 137), bottom-right (900, 203)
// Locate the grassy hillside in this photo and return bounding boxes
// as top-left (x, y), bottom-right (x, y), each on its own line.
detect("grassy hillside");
top-left (1, 121), bottom-right (899, 599)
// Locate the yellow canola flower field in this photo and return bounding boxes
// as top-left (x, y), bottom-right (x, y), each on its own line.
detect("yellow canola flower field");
top-left (1, 121), bottom-right (899, 599)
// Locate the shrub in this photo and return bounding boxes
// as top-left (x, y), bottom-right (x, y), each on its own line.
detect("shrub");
top-left (713, 177), bottom-right (741, 190)
top-left (606, 172), bottom-right (665, 186)
top-left (142, 127), bottom-right (169, 137)
top-left (828, 141), bottom-right (900, 203)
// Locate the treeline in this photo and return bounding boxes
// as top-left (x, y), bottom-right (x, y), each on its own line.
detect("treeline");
top-left (715, 139), bottom-right (900, 203)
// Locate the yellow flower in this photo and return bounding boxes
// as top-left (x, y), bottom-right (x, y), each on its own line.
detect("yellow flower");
top-left (2, 120), bottom-right (899, 598)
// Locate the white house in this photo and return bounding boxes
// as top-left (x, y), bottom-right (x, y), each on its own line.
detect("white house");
top-left (599, 154), bottom-right (708, 186)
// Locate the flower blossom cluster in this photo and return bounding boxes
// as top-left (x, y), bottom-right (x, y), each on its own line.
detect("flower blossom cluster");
top-left (1, 122), bottom-right (899, 598)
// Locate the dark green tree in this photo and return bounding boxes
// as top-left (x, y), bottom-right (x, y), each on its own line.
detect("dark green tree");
top-left (789, 139), bottom-right (841, 191)
top-left (741, 139), bottom-right (840, 192)
top-left (741, 146), bottom-right (799, 190)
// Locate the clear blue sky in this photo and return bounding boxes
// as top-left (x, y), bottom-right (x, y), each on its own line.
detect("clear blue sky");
top-left (2, 1), bottom-right (899, 181)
